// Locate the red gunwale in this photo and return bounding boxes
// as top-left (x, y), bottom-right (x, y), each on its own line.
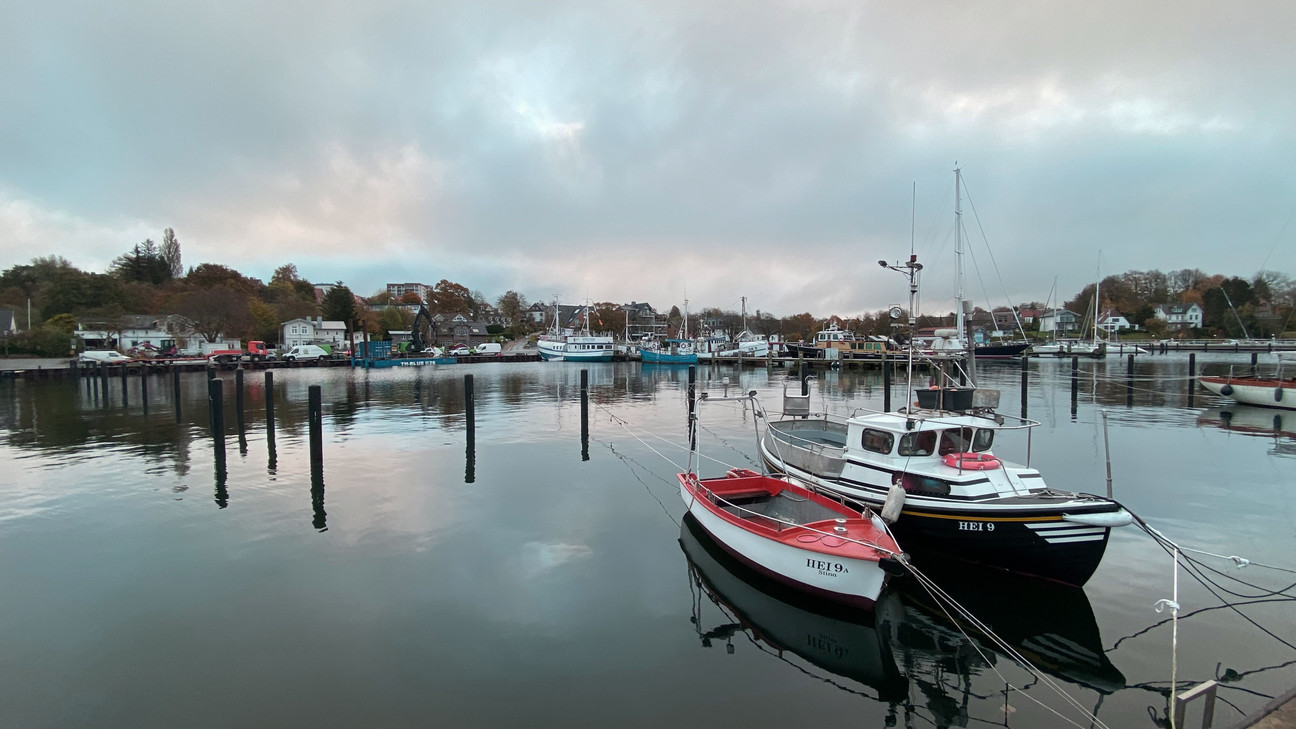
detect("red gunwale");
top-left (1201, 376), bottom-right (1296, 388)
top-left (678, 472), bottom-right (899, 562)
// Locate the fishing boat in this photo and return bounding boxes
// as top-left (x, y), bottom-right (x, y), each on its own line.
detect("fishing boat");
top-left (537, 302), bottom-right (614, 362)
top-left (640, 339), bottom-right (697, 364)
top-left (640, 301), bottom-right (698, 364)
top-left (677, 467), bottom-right (903, 606)
top-left (1199, 361), bottom-right (1296, 410)
top-left (760, 251), bottom-right (1132, 586)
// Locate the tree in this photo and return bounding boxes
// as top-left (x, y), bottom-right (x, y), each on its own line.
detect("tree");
top-left (378, 306), bottom-right (412, 336)
top-left (321, 283), bottom-right (358, 332)
top-left (110, 239), bottom-right (172, 285)
top-left (186, 263), bottom-right (262, 293)
top-left (161, 228), bottom-right (182, 279)
top-left (497, 290), bottom-right (528, 321)
top-left (399, 291), bottom-right (423, 305)
top-left (369, 290), bottom-right (394, 306)
top-left (173, 286), bottom-right (251, 342)
top-left (429, 279), bottom-right (471, 315)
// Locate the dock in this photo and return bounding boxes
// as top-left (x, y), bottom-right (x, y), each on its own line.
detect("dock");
top-left (1226, 686), bottom-right (1296, 728)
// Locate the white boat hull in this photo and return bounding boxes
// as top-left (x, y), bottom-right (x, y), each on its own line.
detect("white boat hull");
top-left (679, 483), bottom-right (890, 606)
top-left (1200, 376), bottom-right (1296, 410)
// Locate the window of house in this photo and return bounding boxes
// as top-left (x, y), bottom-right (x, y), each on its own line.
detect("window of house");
top-left (898, 430), bottom-right (937, 456)
top-left (861, 428), bottom-right (894, 454)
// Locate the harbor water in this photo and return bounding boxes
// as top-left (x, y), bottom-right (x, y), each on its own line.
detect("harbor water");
top-left (1, 354), bottom-right (1294, 727)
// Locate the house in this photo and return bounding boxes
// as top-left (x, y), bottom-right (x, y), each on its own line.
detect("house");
top-left (282, 317), bottom-right (349, 349)
top-left (1154, 303), bottom-right (1203, 331)
top-left (76, 314), bottom-right (237, 354)
top-left (1037, 309), bottom-right (1081, 334)
top-left (1097, 309), bottom-right (1133, 334)
top-left (0, 309), bottom-right (16, 335)
top-left (525, 302), bottom-right (548, 324)
top-left (441, 314), bottom-right (491, 346)
top-left (387, 282), bottom-right (431, 303)
top-left (621, 301), bottom-right (665, 339)
top-left (1018, 309), bottom-right (1042, 325)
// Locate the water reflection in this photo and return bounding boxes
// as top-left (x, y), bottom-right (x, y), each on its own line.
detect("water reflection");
top-left (680, 514), bottom-right (1124, 727)
top-left (1198, 406), bottom-right (1296, 458)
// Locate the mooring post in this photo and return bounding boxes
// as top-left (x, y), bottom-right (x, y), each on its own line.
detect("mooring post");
top-left (235, 367), bottom-right (245, 424)
top-left (140, 368), bottom-right (149, 414)
top-left (1188, 352), bottom-right (1197, 407)
top-left (883, 361), bottom-right (892, 412)
top-left (799, 361), bottom-right (808, 396)
top-left (173, 368), bottom-right (182, 422)
top-left (464, 374), bottom-right (476, 483)
top-left (1020, 356), bottom-right (1029, 419)
top-left (1126, 354), bottom-right (1135, 406)
top-left (308, 384), bottom-right (323, 468)
top-left (70, 358), bottom-right (80, 388)
top-left (209, 377), bottom-right (225, 437)
top-left (207, 365), bottom-right (215, 382)
top-left (120, 365), bottom-right (128, 402)
top-left (99, 364), bottom-right (109, 405)
top-left (1070, 355), bottom-right (1079, 414)
top-left (580, 369), bottom-right (590, 462)
top-left (1250, 352), bottom-right (1258, 378)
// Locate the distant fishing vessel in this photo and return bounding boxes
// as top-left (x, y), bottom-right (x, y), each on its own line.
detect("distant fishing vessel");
top-left (537, 302), bottom-right (614, 362)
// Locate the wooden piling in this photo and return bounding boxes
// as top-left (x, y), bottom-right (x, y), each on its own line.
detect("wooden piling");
top-left (1070, 355), bottom-right (1079, 414)
top-left (173, 368), bottom-right (182, 422)
top-left (308, 385), bottom-right (323, 467)
top-left (140, 368), bottom-right (148, 414)
top-left (1188, 352), bottom-right (1197, 407)
top-left (1126, 354), bottom-right (1135, 406)
top-left (209, 378), bottom-right (224, 436)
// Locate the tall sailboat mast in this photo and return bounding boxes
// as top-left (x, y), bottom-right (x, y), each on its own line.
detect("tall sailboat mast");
top-left (954, 165), bottom-right (966, 347)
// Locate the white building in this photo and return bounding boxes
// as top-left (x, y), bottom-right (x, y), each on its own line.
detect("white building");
top-left (77, 314), bottom-right (238, 354)
top-left (1153, 303), bottom-right (1204, 331)
top-left (282, 317), bottom-right (349, 349)
top-left (387, 282), bottom-right (431, 303)
top-left (1096, 310), bottom-right (1133, 334)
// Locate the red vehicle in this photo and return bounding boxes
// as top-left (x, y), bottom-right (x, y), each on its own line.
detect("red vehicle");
top-left (208, 341), bottom-right (272, 364)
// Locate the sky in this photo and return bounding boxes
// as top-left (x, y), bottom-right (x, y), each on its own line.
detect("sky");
top-left (2, 0), bottom-right (1294, 318)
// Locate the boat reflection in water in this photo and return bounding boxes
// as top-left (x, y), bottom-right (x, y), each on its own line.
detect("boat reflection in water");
top-left (680, 514), bottom-right (1125, 725)
top-left (1198, 406), bottom-right (1296, 458)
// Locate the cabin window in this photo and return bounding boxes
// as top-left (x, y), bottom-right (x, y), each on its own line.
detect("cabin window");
top-left (861, 428), bottom-right (894, 454)
top-left (938, 427), bottom-right (993, 454)
top-left (899, 473), bottom-right (951, 496)
top-left (898, 430), bottom-right (937, 456)
top-left (938, 427), bottom-right (974, 455)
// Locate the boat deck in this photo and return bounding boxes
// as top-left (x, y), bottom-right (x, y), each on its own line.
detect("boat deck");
top-left (719, 490), bottom-right (845, 528)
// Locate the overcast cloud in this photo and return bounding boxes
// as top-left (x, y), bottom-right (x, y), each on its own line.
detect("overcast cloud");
top-left (2, 0), bottom-right (1293, 316)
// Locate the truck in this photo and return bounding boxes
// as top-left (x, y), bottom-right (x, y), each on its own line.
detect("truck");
top-left (207, 341), bottom-right (273, 364)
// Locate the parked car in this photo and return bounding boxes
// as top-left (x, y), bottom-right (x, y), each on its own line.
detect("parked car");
top-left (473, 342), bottom-right (502, 356)
top-left (79, 350), bottom-right (133, 363)
top-left (420, 347), bottom-right (444, 356)
top-left (448, 345), bottom-right (471, 356)
top-left (282, 344), bottom-right (331, 362)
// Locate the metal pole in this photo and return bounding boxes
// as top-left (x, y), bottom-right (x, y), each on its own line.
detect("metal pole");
top-left (1020, 355), bottom-right (1029, 419)
top-left (580, 369), bottom-right (589, 462)
top-left (883, 361), bottom-right (892, 412)
top-left (688, 365), bottom-right (697, 452)
top-left (1101, 409), bottom-right (1113, 499)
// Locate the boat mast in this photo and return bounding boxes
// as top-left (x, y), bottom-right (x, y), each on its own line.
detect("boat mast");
top-left (741, 296), bottom-right (748, 335)
top-left (682, 299), bottom-right (689, 340)
top-left (954, 165), bottom-right (965, 349)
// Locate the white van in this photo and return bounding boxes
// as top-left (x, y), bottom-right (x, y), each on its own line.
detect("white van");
top-left (282, 345), bottom-right (331, 362)
top-left (79, 350), bottom-right (133, 363)
top-left (473, 342), bottom-right (502, 356)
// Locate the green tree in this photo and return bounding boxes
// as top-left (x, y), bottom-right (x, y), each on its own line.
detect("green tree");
top-left (111, 239), bottom-right (172, 285)
top-left (497, 290), bottom-right (528, 321)
top-left (161, 228), bottom-right (182, 279)
top-left (321, 283), bottom-right (358, 333)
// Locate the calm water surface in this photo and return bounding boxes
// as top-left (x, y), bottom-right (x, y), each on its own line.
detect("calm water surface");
top-left (1, 355), bottom-right (1294, 728)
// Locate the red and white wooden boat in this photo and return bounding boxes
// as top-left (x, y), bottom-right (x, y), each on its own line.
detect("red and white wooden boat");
top-left (1200, 373), bottom-right (1296, 410)
top-left (677, 468), bottom-right (904, 606)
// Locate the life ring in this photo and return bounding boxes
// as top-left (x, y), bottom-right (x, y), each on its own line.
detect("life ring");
top-left (942, 452), bottom-right (1001, 471)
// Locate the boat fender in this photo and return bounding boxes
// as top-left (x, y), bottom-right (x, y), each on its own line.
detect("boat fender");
top-left (1277, 387), bottom-right (1284, 402)
top-left (881, 480), bottom-right (905, 524)
top-left (879, 555), bottom-right (909, 577)
top-left (1220, 383), bottom-right (1234, 396)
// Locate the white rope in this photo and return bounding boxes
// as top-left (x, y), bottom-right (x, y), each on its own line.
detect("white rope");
top-left (1143, 522), bottom-right (1296, 576)
top-left (1153, 548), bottom-right (1183, 729)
